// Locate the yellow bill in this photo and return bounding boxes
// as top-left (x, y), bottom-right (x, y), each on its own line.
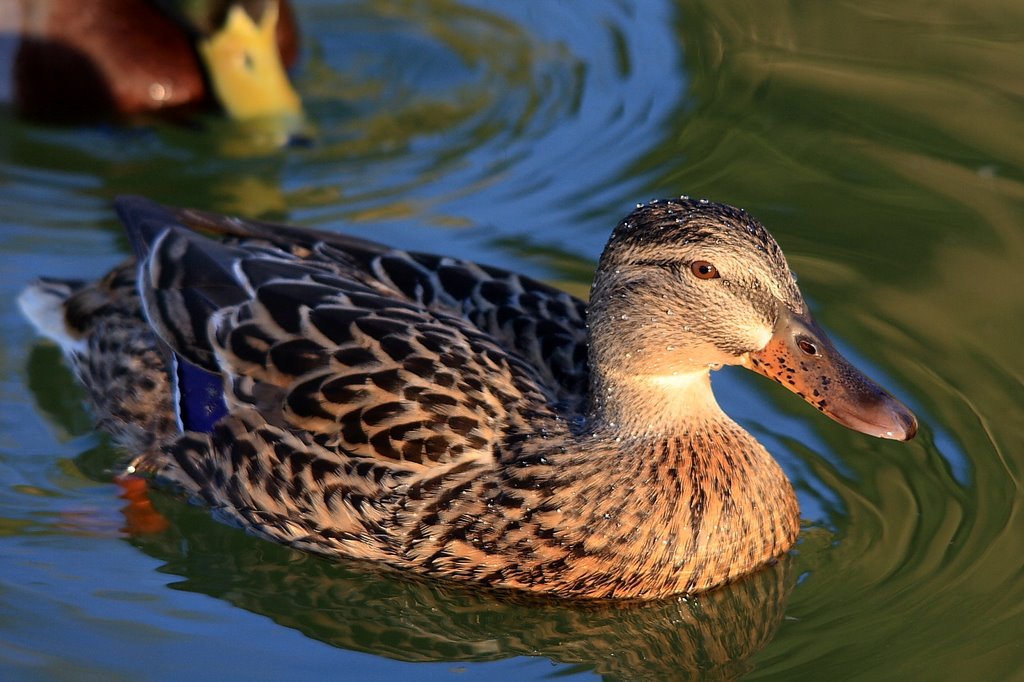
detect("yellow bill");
top-left (198, 1), bottom-right (302, 123)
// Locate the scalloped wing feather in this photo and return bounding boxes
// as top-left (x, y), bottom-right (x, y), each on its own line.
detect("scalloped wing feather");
top-left (121, 197), bottom-right (574, 482)
top-left (212, 273), bottom-right (552, 471)
top-left (165, 200), bottom-right (591, 410)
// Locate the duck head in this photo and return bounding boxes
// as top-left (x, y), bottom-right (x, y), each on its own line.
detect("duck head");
top-left (587, 198), bottom-right (917, 441)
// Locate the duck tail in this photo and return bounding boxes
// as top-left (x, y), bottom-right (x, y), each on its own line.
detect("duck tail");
top-left (21, 264), bottom-right (179, 459)
top-left (18, 278), bottom-right (89, 357)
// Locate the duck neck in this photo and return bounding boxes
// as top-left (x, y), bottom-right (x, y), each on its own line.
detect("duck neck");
top-left (587, 367), bottom-right (725, 437)
top-left (516, 367), bottom-right (802, 597)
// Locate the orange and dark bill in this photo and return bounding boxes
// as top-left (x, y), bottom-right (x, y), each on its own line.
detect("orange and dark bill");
top-left (741, 307), bottom-right (918, 441)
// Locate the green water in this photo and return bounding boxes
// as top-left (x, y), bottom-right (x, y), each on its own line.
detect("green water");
top-left (1, 0), bottom-right (1022, 679)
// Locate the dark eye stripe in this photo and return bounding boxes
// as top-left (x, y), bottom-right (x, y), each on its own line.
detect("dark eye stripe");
top-left (632, 258), bottom-right (679, 269)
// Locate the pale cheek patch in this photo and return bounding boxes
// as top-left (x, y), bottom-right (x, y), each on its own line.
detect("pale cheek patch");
top-left (744, 321), bottom-right (774, 351)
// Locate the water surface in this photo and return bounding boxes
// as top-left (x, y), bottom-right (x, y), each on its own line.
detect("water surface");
top-left (1, 0), bottom-right (1022, 679)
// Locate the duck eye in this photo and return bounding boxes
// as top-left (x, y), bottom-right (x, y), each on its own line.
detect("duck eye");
top-left (690, 260), bottom-right (720, 279)
top-left (797, 338), bottom-right (819, 356)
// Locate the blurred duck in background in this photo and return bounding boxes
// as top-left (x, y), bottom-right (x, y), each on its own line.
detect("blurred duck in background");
top-left (0, 0), bottom-right (302, 127)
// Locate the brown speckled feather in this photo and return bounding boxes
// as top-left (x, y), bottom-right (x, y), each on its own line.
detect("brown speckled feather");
top-left (33, 266), bottom-right (177, 455)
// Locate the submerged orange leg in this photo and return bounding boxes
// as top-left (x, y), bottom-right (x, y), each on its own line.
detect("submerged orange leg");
top-left (116, 476), bottom-right (170, 535)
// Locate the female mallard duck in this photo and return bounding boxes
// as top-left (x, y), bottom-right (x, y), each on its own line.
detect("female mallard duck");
top-left (19, 196), bottom-right (917, 599)
top-left (1, 0), bottom-right (301, 122)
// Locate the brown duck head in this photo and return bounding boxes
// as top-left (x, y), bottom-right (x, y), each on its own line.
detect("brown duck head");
top-left (586, 197), bottom-right (917, 440)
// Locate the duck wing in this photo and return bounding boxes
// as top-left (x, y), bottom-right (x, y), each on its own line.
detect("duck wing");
top-left (162, 199), bottom-right (591, 411)
top-left (117, 197), bottom-right (570, 473)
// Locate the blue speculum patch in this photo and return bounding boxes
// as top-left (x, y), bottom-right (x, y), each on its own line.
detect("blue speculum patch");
top-left (174, 356), bottom-right (228, 433)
